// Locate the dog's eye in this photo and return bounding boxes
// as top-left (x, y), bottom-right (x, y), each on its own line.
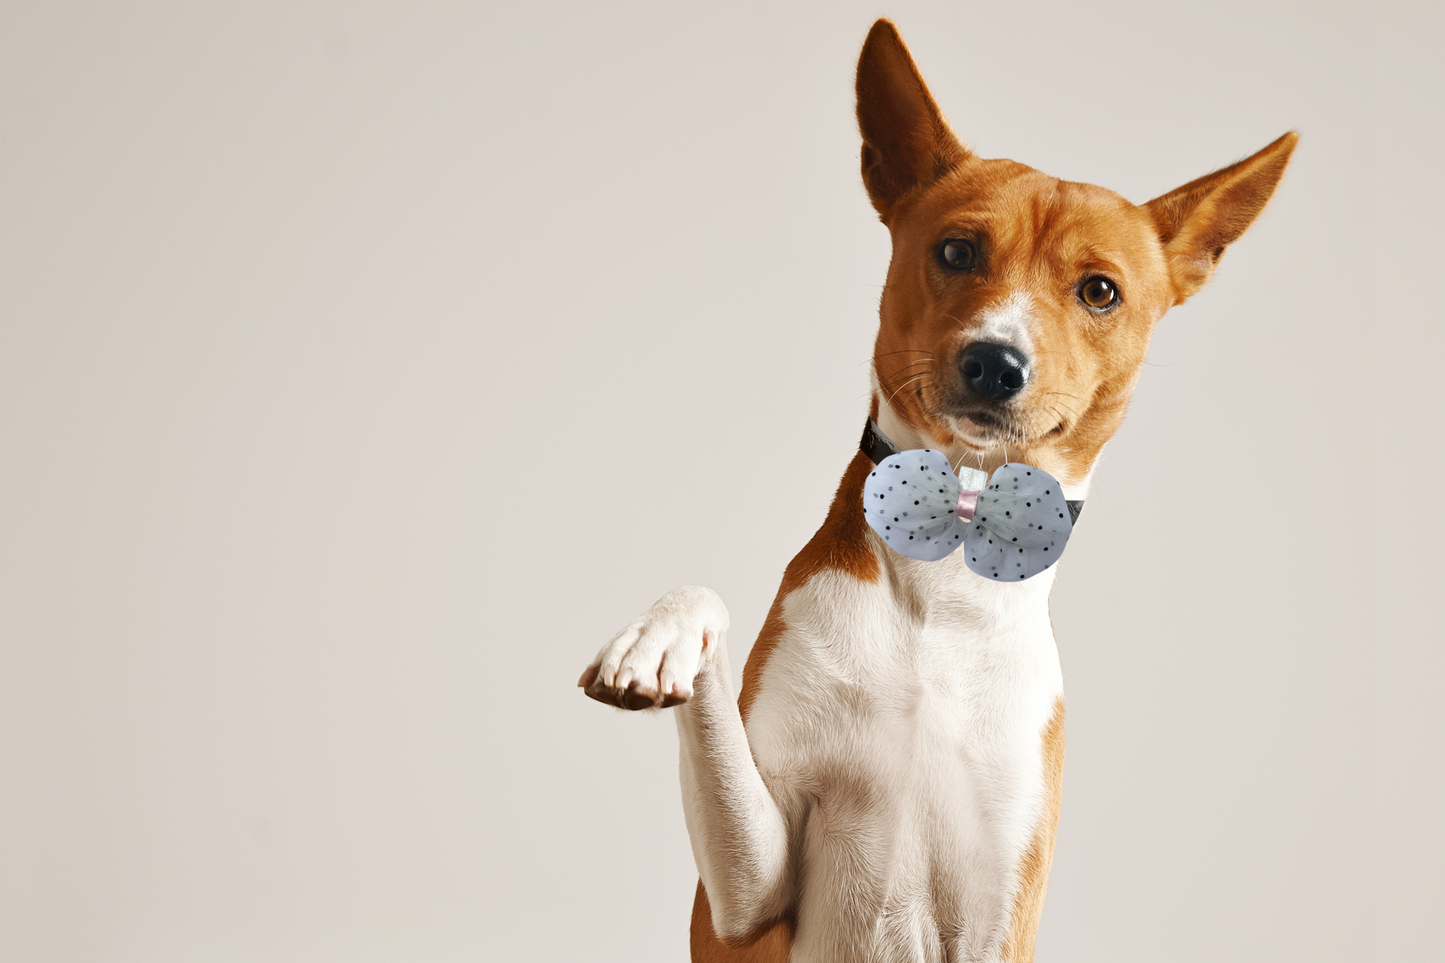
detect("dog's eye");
top-left (1078, 276), bottom-right (1119, 310)
top-left (937, 239), bottom-right (977, 272)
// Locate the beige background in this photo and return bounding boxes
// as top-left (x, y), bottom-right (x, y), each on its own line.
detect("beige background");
top-left (2, 1), bottom-right (1440, 961)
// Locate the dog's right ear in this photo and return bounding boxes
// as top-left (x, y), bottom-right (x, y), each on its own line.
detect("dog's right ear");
top-left (856, 19), bottom-right (968, 222)
top-left (1144, 132), bottom-right (1298, 304)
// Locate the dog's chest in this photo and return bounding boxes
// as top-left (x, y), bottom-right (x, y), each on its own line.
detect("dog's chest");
top-left (743, 561), bottom-right (1062, 962)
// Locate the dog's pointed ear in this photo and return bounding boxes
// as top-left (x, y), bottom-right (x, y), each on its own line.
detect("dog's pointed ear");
top-left (856, 19), bottom-right (968, 222)
top-left (1144, 131), bottom-right (1298, 304)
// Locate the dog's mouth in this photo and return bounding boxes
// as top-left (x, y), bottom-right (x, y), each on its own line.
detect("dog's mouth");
top-left (955, 411), bottom-right (1008, 445)
top-left (900, 368), bottom-right (1073, 453)
top-left (941, 407), bottom-right (1068, 452)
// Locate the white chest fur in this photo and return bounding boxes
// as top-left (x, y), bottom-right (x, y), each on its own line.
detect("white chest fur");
top-left (743, 546), bottom-right (1064, 962)
top-left (586, 406), bottom-right (1082, 960)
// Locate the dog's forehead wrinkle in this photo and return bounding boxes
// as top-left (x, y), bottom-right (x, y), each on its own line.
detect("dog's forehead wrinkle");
top-left (928, 195), bottom-right (1140, 292)
top-left (1029, 180), bottom-right (1065, 238)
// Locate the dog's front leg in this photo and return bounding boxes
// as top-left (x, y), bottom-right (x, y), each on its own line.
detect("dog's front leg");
top-left (580, 586), bottom-right (790, 941)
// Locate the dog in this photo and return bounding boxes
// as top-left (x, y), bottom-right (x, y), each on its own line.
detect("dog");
top-left (579, 19), bottom-right (1295, 963)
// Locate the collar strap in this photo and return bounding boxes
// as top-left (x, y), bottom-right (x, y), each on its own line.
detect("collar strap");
top-left (860, 418), bottom-right (1084, 524)
top-left (859, 416), bottom-right (902, 465)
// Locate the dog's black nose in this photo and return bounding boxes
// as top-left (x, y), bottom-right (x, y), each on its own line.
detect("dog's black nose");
top-left (959, 342), bottom-right (1030, 401)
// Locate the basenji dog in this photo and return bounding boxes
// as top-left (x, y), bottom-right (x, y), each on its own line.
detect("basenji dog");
top-left (579, 19), bottom-right (1295, 963)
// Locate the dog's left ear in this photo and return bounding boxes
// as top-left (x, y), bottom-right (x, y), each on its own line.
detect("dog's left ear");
top-left (856, 19), bottom-right (969, 222)
top-left (1144, 131), bottom-right (1298, 304)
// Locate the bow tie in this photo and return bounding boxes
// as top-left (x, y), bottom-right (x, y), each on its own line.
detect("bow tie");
top-left (859, 419), bottom-right (1084, 580)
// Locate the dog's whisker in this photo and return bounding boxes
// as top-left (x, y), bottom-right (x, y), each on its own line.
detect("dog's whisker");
top-left (1038, 396), bottom-right (1082, 420)
top-left (875, 362), bottom-right (934, 395)
top-left (878, 360), bottom-right (934, 381)
top-left (883, 358), bottom-right (935, 371)
top-left (1037, 404), bottom-right (1072, 438)
top-left (883, 374), bottom-right (931, 410)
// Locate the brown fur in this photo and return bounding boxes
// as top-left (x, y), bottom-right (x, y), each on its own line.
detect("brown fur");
top-left (686, 18), bottom-right (1294, 960)
top-left (691, 881), bottom-right (794, 963)
top-left (1003, 697), bottom-right (1067, 963)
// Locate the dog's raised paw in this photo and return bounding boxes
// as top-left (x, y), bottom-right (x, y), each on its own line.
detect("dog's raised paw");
top-left (579, 586), bottom-right (729, 711)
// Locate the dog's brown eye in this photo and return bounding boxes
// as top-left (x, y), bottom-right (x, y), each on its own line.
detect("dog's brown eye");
top-left (938, 239), bottom-right (977, 272)
top-left (1079, 276), bottom-right (1119, 310)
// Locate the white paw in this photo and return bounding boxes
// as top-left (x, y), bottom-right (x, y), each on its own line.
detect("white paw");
top-left (578, 586), bottom-right (729, 711)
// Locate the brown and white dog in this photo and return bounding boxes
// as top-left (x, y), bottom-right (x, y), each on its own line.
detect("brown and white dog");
top-left (579, 19), bottom-right (1294, 963)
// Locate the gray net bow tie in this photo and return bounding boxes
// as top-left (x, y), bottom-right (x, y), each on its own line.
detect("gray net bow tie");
top-left (858, 420), bottom-right (1082, 581)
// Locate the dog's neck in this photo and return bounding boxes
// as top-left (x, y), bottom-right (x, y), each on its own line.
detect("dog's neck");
top-left (863, 395), bottom-right (1087, 623)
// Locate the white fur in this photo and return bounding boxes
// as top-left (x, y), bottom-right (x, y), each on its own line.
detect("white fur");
top-left (586, 399), bottom-right (1070, 962)
top-left (744, 560), bottom-right (1061, 962)
top-left (970, 292), bottom-right (1036, 360)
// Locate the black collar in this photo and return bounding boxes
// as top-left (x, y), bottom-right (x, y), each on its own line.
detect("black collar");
top-left (860, 417), bottom-right (1084, 524)
top-left (859, 416), bottom-right (902, 466)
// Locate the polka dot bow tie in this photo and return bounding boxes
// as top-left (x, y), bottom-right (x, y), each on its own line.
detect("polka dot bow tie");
top-left (860, 419), bottom-right (1084, 580)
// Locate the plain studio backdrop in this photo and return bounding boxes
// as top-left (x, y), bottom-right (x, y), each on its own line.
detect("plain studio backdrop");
top-left (2, 1), bottom-right (1440, 961)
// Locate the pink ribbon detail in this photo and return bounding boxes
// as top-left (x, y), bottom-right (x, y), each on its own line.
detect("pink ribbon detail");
top-left (956, 489), bottom-right (980, 521)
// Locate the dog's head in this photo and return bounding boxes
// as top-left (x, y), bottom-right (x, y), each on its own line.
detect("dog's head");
top-left (859, 20), bottom-right (1295, 484)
